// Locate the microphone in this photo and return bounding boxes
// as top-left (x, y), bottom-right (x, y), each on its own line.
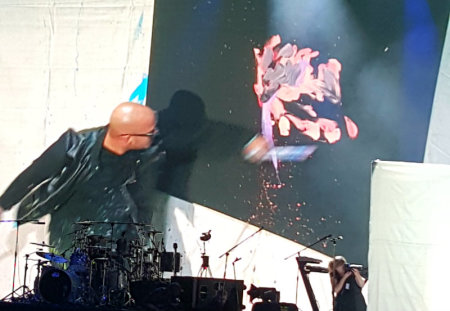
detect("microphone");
top-left (32, 221), bottom-right (45, 225)
top-left (319, 234), bottom-right (332, 241)
top-left (173, 243), bottom-right (178, 251)
top-left (233, 257), bottom-right (242, 264)
top-left (330, 235), bottom-right (343, 240)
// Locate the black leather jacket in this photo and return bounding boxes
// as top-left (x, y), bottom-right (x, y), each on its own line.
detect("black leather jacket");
top-left (0, 126), bottom-right (161, 222)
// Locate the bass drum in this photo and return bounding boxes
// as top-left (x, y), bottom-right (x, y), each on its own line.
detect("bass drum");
top-left (38, 267), bottom-right (73, 304)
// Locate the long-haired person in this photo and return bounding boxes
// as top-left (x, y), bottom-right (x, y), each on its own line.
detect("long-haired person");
top-left (328, 256), bottom-right (367, 311)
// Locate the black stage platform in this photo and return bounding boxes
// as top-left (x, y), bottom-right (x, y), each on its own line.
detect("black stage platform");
top-left (0, 276), bottom-right (246, 311)
top-left (0, 301), bottom-right (137, 311)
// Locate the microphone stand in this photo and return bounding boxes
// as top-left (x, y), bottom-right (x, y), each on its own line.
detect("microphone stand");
top-left (283, 234), bottom-right (332, 306)
top-left (330, 236), bottom-right (340, 311)
top-left (0, 219), bottom-right (45, 301)
top-left (284, 234), bottom-right (331, 261)
top-left (218, 226), bottom-right (263, 279)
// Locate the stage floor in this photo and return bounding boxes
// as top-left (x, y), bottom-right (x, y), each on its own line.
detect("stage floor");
top-left (0, 301), bottom-right (136, 311)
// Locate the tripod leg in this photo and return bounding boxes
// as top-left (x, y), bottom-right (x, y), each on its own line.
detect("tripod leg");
top-left (198, 266), bottom-right (204, 277)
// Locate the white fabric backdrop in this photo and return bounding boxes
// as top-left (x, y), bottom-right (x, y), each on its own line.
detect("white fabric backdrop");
top-left (369, 160), bottom-right (450, 311)
top-left (0, 0), bottom-right (155, 298)
top-left (424, 15), bottom-right (450, 164)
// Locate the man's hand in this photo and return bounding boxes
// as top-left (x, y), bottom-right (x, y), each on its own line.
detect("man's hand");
top-left (242, 135), bottom-right (271, 163)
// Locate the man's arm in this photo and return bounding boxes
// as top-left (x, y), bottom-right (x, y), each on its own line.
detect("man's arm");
top-left (0, 131), bottom-right (69, 211)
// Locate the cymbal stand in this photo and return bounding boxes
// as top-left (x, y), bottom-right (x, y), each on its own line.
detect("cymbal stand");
top-left (35, 259), bottom-right (44, 291)
top-left (1, 219), bottom-right (44, 301)
top-left (21, 254), bottom-right (32, 297)
top-left (147, 230), bottom-right (162, 279)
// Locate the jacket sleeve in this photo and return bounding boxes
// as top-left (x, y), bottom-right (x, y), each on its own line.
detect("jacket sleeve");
top-left (0, 131), bottom-right (71, 210)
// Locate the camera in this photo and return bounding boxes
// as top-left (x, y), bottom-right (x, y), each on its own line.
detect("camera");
top-left (344, 263), bottom-right (364, 272)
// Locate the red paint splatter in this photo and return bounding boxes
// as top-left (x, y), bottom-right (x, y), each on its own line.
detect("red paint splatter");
top-left (253, 35), bottom-right (359, 144)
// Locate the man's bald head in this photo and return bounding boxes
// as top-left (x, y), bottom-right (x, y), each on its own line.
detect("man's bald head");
top-left (103, 102), bottom-right (157, 155)
top-left (109, 102), bottom-right (156, 136)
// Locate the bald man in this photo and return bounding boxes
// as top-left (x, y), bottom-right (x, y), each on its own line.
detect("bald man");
top-left (103, 102), bottom-right (158, 155)
top-left (0, 102), bottom-right (161, 252)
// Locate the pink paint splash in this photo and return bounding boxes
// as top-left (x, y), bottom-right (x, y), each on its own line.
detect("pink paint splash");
top-left (253, 35), bottom-right (359, 168)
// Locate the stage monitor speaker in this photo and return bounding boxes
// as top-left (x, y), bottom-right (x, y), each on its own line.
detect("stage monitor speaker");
top-left (171, 276), bottom-right (245, 311)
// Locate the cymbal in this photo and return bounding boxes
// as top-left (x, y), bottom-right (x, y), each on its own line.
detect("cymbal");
top-left (31, 242), bottom-right (54, 248)
top-left (86, 245), bottom-right (110, 249)
top-left (36, 251), bottom-right (68, 264)
top-left (75, 220), bottom-right (96, 225)
top-left (75, 220), bottom-right (155, 226)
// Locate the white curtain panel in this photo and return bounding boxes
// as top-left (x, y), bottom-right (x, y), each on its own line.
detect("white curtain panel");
top-left (369, 160), bottom-right (450, 311)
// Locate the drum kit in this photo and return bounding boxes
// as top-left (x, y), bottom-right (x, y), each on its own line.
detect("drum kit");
top-left (4, 220), bottom-right (179, 307)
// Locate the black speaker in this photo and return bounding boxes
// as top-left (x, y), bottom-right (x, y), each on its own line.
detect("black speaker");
top-left (161, 251), bottom-right (181, 272)
top-left (171, 276), bottom-right (246, 311)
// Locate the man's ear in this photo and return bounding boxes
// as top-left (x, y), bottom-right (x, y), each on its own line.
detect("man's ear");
top-left (123, 134), bottom-right (134, 145)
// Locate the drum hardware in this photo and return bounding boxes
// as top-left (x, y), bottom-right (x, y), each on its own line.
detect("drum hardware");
top-left (0, 219), bottom-right (45, 302)
top-left (21, 254), bottom-right (33, 297)
top-left (5, 253), bottom-right (35, 301)
top-left (88, 256), bottom-right (132, 306)
top-left (89, 258), bottom-right (109, 305)
top-left (10, 219), bottom-right (168, 307)
top-left (86, 245), bottom-right (111, 260)
top-left (106, 259), bottom-right (132, 306)
top-left (36, 251), bottom-right (68, 264)
top-left (75, 221), bottom-right (143, 260)
top-left (30, 242), bottom-right (55, 248)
